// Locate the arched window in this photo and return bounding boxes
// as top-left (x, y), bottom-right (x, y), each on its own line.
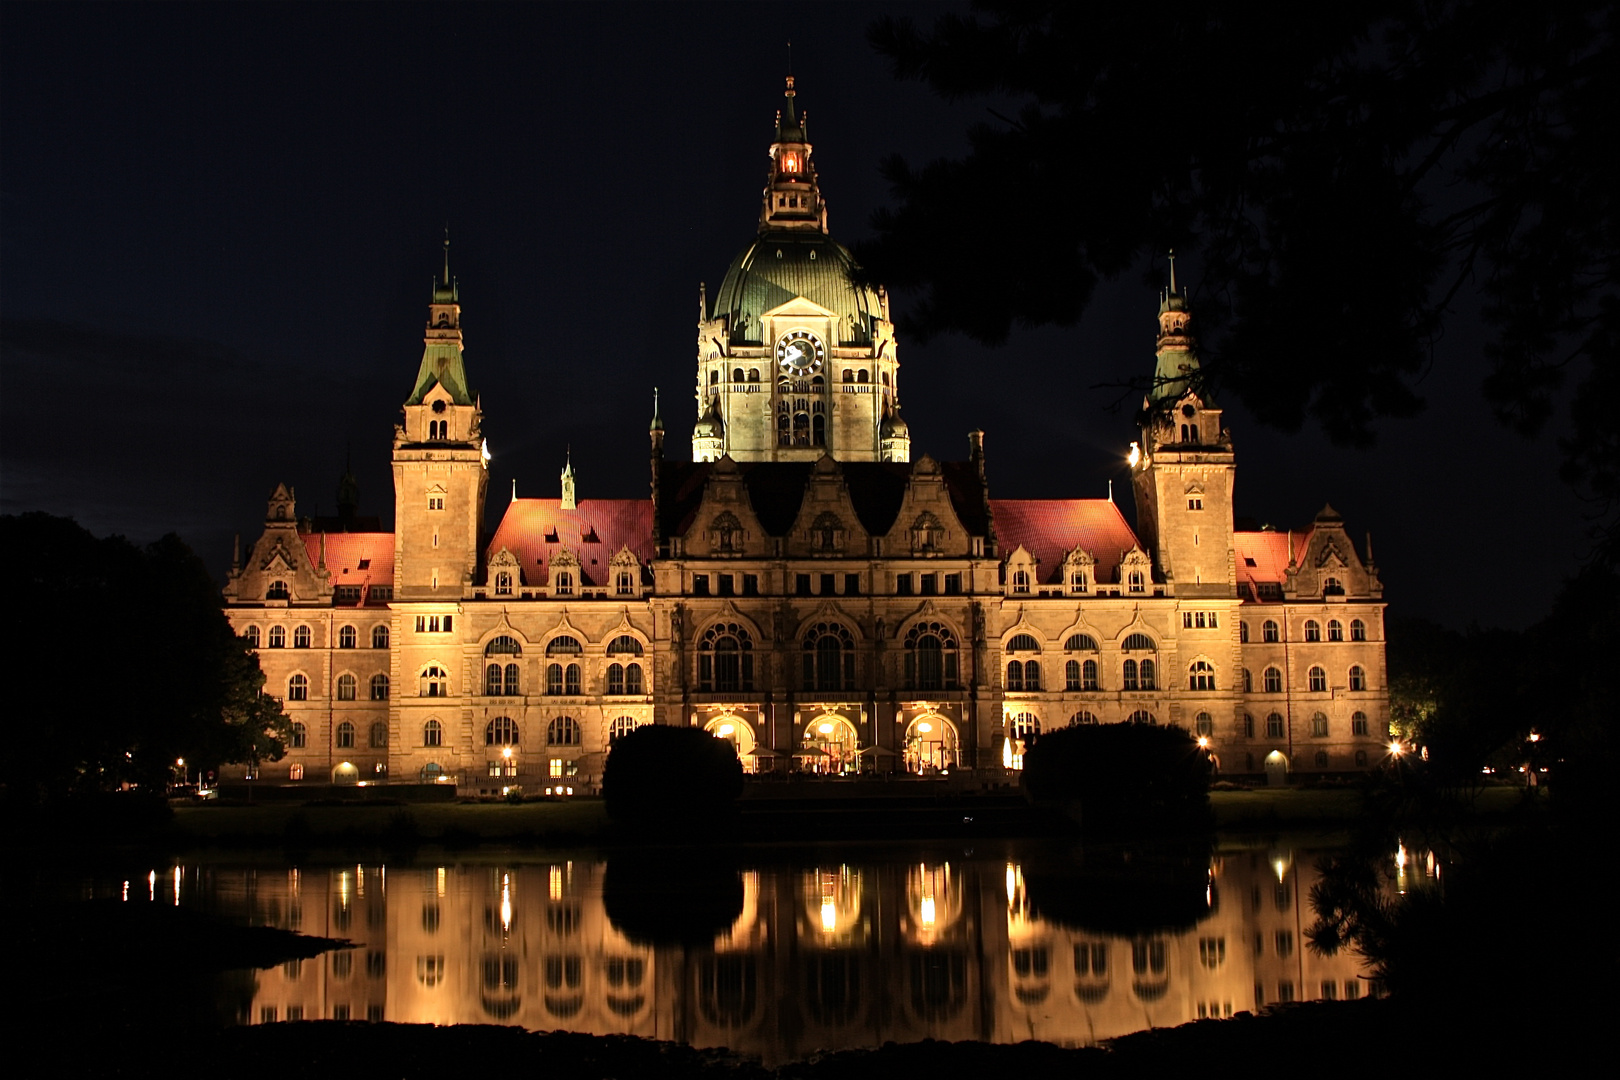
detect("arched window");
top-left (1128, 709), bottom-right (1157, 725)
top-left (370, 722), bottom-right (388, 748)
top-left (1123, 659), bottom-right (1139, 691)
top-left (1007, 660), bottom-right (1023, 692)
top-left (699, 622), bottom-right (754, 692)
top-left (1081, 658), bottom-right (1099, 690)
top-left (547, 663), bottom-right (582, 695)
top-left (486, 716), bottom-right (519, 746)
top-left (1348, 665), bottom-right (1367, 691)
top-left (609, 716), bottom-right (641, 743)
top-left (1010, 712), bottom-right (1041, 740)
top-left (419, 666), bottom-right (448, 697)
top-left (842, 369), bottom-right (854, 384)
top-left (1139, 659), bottom-right (1157, 690)
top-left (1122, 633), bottom-right (1156, 652)
top-left (733, 367), bottom-right (744, 383)
top-left (372, 625), bottom-right (390, 649)
top-left (1242, 713), bottom-right (1255, 738)
top-left (607, 635), bottom-right (644, 657)
top-left (266, 580), bottom-right (289, 600)
top-left (802, 622), bottom-right (855, 692)
top-left (1243, 668), bottom-right (1253, 693)
top-left (858, 369), bottom-right (870, 383)
top-left (1263, 667), bottom-right (1283, 693)
top-left (294, 625), bottom-right (312, 649)
top-left (1195, 712), bottom-right (1214, 737)
top-left (607, 663), bottom-right (624, 694)
top-left (1314, 750), bottom-right (1330, 768)
top-left (1304, 620), bottom-right (1322, 642)
top-left (1350, 619), bottom-right (1367, 642)
top-left (905, 621), bottom-right (960, 691)
top-left (244, 625), bottom-right (261, 648)
top-left (1266, 712), bottom-right (1285, 737)
top-left (1355, 749), bottom-right (1368, 767)
top-left (1323, 576), bottom-right (1344, 596)
top-left (1240, 621), bottom-right (1250, 644)
top-left (268, 625), bottom-right (286, 649)
top-left (370, 673), bottom-right (390, 700)
top-left (1352, 711), bottom-right (1370, 736)
top-left (1065, 633), bottom-right (1099, 652)
top-left (626, 663), bottom-right (644, 694)
top-left (546, 636), bottom-right (583, 656)
top-left (336, 673), bottom-right (357, 701)
top-left (1024, 660), bottom-right (1042, 690)
top-left (290, 721), bottom-right (306, 749)
top-left (485, 664), bottom-right (502, 695)
top-left (1311, 712), bottom-right (1329, 737)
top-left (748, 368), bottom-right (760, 382)
top-left (1007, 633), bottom-right (1040, 652)
top-left (1188, 661), bottom-right (1216, 691)
top-left (336, 721), bottom-right (354, 748)
top-left (553, 571), bottom-right (574, 596)
top-left (1308, 666), bottom-right (1328, 692)
top-left (338, 625), bottom-right (357, 649)
top-left (423, 719), bottom-right (442, 747)
top-left (1262, 620), bottom-right (1280, 643)
top-left (1069, 710), bottom-right (1098, 726)
top-left (1328, 620), bottom-right (1344, 642)
top-left (287, 674), bottom-right (308, 701)
top-left (1065, 659), bottom-right (1082, 691)
top-left (547, 716), bottom-right (580, 746)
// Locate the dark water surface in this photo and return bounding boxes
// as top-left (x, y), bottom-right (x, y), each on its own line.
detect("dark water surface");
top-left (44, 840), bottom-right (1400, 1063)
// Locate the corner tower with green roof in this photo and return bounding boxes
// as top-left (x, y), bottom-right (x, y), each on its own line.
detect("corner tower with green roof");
top-left (1129, 262), bottom-right (1236, 598)
top-left (393, 238), bottom-right (489, 602)
top-left (693, 77), bottom-right (909, 464)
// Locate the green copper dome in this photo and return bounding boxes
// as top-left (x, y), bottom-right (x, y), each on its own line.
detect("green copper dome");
top-left (712, 232), bottom-right (881, 345)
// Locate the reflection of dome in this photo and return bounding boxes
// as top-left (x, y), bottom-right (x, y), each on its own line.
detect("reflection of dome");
top-left (713, 233), bottom-right (881, 345)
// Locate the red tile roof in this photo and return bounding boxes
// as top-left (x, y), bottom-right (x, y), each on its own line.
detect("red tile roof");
top-left (487, 499), bottom-right (654, 586)
top-left (1234, 529), bottom-right (1310, 600)
top-left (300, 531), bottom-right (395, 604)
top-left (989, 500), bottom-right (1142, 585)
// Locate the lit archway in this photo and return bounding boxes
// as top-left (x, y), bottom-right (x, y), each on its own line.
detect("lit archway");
top-left (904, 715), bottom-right (958, 774)
top-left (705, 715), bottom-right (758, 772)
top-left (332, 761), bottom-right (360, 785)
top-left (800, 714), bottom-right (859, 775)
top-left (1264, 750), bottom-right (1290, 787)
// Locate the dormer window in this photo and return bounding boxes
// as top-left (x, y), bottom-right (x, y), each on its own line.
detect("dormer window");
top-left (713, 512), bottom-right (743, 554)
top-left (553, 571), bottom-right (574, 596)
top-left (1012, 569), bottom-right (1031, 594)
top-left (266, 580), bottom-right (290, 600)
top-left (1323, 576), bottom-right (1345, 597)
top-left (1127, 571), bottom-right (1146, 594)
top-left (428, 497), bottom-right (444, 511)
top-left (494, 572), bottom-right (514, 596)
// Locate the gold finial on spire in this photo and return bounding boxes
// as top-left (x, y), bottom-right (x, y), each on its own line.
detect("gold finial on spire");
top-left (1168, 248), bottom-right (1177, 295)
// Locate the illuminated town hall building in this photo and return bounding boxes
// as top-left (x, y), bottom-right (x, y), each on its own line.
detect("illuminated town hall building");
top-left (223, 80), bottom-right (1389, 789)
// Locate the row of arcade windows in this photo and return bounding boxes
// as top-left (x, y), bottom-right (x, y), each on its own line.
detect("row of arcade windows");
top-left (1243, 666), bottom-right (1370, 693)
top-left (1243, 618), bottom-right (1369, 643)
top-left (246, 624), bottom-right (391, 649)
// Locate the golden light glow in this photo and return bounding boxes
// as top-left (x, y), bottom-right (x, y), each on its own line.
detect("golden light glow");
top-left (1528, 732), bottom-right (1542, 742)
top-left (1389, 741), bottom-right (1403, 756)
top-left (1006, 864), bottom-right (1017, 905)
top-left (147, 870), bottom-right (156, 901)
top-left (917, 722), bottom-right (932, 734)
top-left (1128, 441), bottom-right (1141, 467)
top-left (173, 866), bottom-right (181, 905)
top-left (818, 722), bottom-right (834, 735)
top-left (437, 867), bottom-right (447, 898)
top-left (820, 899), bottom-right (837, 934)
top-left (549, 865), bottom-right (563, 901)
top-left (502, 746), bottom-right (512, 759)
top-left (501, 873), bottom-right (512, 932)
top-left (1002, 738), bottom-right (1014, 768)
top-left (1197, 736), bottom-right (1210, 749)
top-left (920, 896), bottom-right (936, 928)
top-left (718, 723), bottom-right (735, 736)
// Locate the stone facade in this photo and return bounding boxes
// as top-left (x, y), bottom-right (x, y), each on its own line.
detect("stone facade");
top-left (222, 81), bottom-right (1388, 790)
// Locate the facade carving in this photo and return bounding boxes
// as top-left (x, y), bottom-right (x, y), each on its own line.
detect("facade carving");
top-left (222, 81), bottom-right (1389, 790)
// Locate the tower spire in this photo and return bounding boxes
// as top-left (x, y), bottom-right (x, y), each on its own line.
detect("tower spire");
top-left (560, 447), bottom-right (576, 510)
top-left (761, 75), bottom-right (825, 234)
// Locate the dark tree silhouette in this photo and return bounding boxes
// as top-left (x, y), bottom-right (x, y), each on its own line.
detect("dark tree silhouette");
top-left (600, 724), bottom-right (744, 828)
top-left (1, 513), bottom-right (290, 801)
top-left (858, 1), bottom-right (1618, 558)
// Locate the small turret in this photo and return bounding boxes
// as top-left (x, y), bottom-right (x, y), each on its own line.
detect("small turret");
top-left (693, 398), bottom-right (725, 462)
top-left (759, 75), bottom-right (828, 235)
top-left (561, 449), bottom-right (577, 510)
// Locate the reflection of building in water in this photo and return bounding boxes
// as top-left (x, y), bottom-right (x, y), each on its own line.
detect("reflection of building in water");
top-left (228, 851), bottom-right (1377, 1061)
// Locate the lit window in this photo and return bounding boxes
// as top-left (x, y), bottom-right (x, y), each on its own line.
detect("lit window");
top-left (289, 764), bottom-right (304, 780)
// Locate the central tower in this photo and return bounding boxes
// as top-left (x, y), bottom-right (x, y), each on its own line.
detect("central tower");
top-left (693, 77), bottom-right (909, 463)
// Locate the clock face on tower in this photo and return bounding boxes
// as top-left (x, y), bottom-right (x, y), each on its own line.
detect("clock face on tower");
top-left (775, 331), bottom-right (825, 376)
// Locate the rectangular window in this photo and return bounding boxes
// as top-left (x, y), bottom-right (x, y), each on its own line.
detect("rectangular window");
top-left (1184, 612), bottom-right (1194, 628)
top-left (334, 586), bottom-right (361, 603)
top-left (743, 574), bottom-right (760, 596)
top-left (717, 574), bottom-right (735, 597)
top-left (844, 573), bottom-right (861, 596)
top-left (896, 573), bottom-right (913, 596)
top-left (1188, 497), bottom-right (1203, 510)
top-left (691, 574), bottom-right (710, 596)
top-left (919, 573), bottom-right (937, 595)
top-left (549, 758), bottom-right (563, 778)
top-left (944, 573), bottom-right (962, 595)
top-left (796, 574), bottom-right (812, 596)
top-left (370, 586), bottom-right (393, 601)
top-left (820, 573), bottom-right (836, 596)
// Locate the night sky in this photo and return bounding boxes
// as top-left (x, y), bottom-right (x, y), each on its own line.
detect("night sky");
top-left (0, 2), bottom-right (1588, 629)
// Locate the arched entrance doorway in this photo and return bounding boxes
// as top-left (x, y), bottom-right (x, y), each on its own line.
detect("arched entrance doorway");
top-left (904, 716), bottom-right (958, 774)
top-left (1264, 750), bottom-right (1290, 787)
top-left (332, 761), bottom-right (360, 785)
top-left (706, 715), bottom-right (759, 773)
top-left (799, 714), bottom-right (859, 775)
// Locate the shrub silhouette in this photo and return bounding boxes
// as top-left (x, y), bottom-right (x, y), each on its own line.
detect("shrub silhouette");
top-left (1021, 723), bottom-right (1213, 835)
top-left (601, 724), bottom-right (744, 827)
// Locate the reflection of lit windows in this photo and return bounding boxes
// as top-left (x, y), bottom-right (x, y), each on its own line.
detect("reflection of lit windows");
top-left (1278, 980), bottom-right (1295, 1003)
top-left (1274, 930), bottom-right (1294, 957)
top-left (1132, 939), bottom-right (1167, 976)
top-left (1199, 937), bottom-right (1226, 969)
